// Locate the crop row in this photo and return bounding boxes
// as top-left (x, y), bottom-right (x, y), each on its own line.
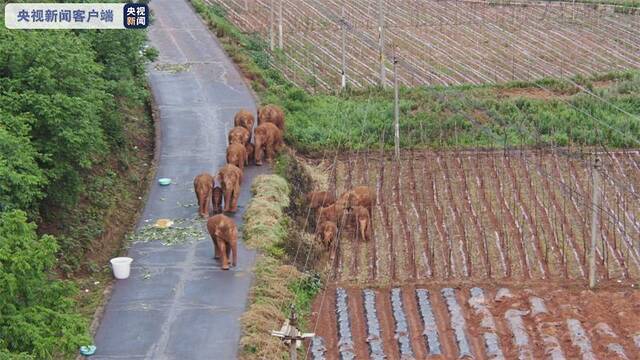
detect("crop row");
top-left (212, 0), bottom-right (640, 90)
top-left (327, 150), bottom-right (640, 284)
top-left (310, 285), bottom-right (640, 359)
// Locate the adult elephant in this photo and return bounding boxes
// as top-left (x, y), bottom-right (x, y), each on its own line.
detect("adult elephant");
top-left (218, 163), bottom-right (242, 213)
top-left (228, 126), bottom-right (250, 146)
top-left (193, 172), bottom-right (214, 217)
top-left (253, 122), bottom-right (283, 166)
top-left (257, 104), bottom-right (285, 131)
top-left (338, 185), bottom-right (376, 216)
top-left (234, 109), bottom-right (255, 139)
top-left (207, 214), bottom-right (238, 270)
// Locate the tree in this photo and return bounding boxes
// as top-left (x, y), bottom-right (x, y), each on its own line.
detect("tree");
top-left (0, 210), bottom-right (90, 358)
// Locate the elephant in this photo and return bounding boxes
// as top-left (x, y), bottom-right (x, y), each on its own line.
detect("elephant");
top-left (234, 109), bottom-right (255, 138)
top-left (219, 163), bottom-right (242, 213)
top-left (317, 202), bottom-right (345, 227)
top-left (226, 142), bottom-right (247, 172)
top-left (245, 143), bottom-right (254, 166)
top-left (207, 214), bottom-right (238, 270)
top-left (306, 191), bottom-right (336, 209)
top-left (193, 172), bottom-right (215, 217)
top-left (338, 186), bottom-right (376, 216)
top-left (254, 122), bottom-right (283, 166)
top-left (316, 221), bottom-right (338, 250)
top-left (228, 126), bottom-right (250, 145)
top-left (212, 186), bottom-right (223, 214)
top-left (257, 104), bottom-right (285, 131)
top-left (353, 205), bottom-right (372, 242)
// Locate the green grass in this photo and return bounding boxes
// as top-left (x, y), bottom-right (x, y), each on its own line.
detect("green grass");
top-left (190, 0), bottom-right (640, 153)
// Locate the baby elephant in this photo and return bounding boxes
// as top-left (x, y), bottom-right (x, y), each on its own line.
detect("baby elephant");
top-left (211, 175), bottom-right (223, 214)
top-left (316, 221), bottom-right (338, 250)
top-left (207, 214), bottom-right (238, 270)
top-left (244, 143), bottom-right (254, 166)
top-left (226, 142), bottom-right (247, 172)
top-left (306, 191), bottom-right (336, 209)
top-left (353, 205), bottom-right (371, 242)
top-left (212, 185), bottom-right (223, 214)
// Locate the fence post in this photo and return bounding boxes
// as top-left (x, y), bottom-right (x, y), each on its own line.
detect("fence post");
top-left (341, 7), bottom-right (347, 90)
top-left (269, 0), bottom-right (275, 50)
top-left (278, 0), bottom-right (283, 49)
top-left (393, 47), bottom-right (400, 159)
top-left (589, 155), bottom-right (601, 289)
top-left (378, 0), bottom-right (385, 87)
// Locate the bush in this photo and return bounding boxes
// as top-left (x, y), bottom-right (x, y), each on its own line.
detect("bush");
top-left (0, 211), bottom-right (90, 358)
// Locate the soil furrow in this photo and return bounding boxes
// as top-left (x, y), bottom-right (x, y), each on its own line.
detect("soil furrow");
top-left (394, 161), bottom-right (417, 281)
top-left (503, 155), bottom-right (549, 278)
top-left (489, 154), bottom-right (531, 279)
top-left (438, 154), bottom-right (472, 277)
top-left (406, 153), bottom-right (432, 279)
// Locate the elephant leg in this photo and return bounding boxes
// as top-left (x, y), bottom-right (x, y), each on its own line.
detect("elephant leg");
top-left (212, 235), bottom-right (220, 259)
top-left (231, 240), bottom-right (237, 267)
top-left (219, 240), bottom-right (229, 270)
top-left (266, 143), bottom-right (274, 163)
top-left (231, 188), bottom-right (239, 212)
top-left (197, 192), bottom-right (205, 217)
top-left (224, 188), bottom-right (232, 212)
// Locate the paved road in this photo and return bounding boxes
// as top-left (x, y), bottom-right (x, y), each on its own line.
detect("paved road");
top-left (93, 0), bottom-right (264, 358)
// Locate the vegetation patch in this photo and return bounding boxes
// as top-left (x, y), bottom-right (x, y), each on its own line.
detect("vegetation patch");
top-left (240, 174), bottom-right (322, 360)
top-left (154, 63), bottom-right (191, 73)
top-left (190, 0), bottom-right (640, 153)
top-left (129, 218), bottom-right (206, 246)
top-left (0, 5), bottom-right (156, 358)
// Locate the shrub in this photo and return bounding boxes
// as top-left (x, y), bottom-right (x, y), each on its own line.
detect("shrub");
top-left (0, 211), bottom-right (90, 358)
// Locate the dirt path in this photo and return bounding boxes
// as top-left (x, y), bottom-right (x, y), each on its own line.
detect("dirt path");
top-left (92, 0), bottom-right (265, 358)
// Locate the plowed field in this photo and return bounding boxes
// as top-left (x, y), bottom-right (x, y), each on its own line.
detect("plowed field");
top-left (306, 150), bottom-right (639, 359)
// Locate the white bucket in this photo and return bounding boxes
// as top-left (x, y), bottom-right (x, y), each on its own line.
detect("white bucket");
top-left (110, 257), bottom-right (133, 279)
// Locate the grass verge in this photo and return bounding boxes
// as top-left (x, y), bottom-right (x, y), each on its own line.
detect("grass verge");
top-left (240, 174), bottom-right (322, 360)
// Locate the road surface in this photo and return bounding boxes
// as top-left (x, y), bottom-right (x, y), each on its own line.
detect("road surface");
top-left (93, 0), bottom-right (263, 358)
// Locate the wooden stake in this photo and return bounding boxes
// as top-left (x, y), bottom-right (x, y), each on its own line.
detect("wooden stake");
top-left (393, 47), bottom-right (400, 159)
top-left (341, 7), bottom-right (346, 90)
top-left (378, 0), bottom-right (385, 87)
top-left (589, 156), bottom-right (601, 288)
top-left (269, 0), bottom-right (275, 51)
top-left (278, 0), bottom-right (283, 49)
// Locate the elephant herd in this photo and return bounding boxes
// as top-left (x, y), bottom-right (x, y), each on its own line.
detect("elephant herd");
top-left (307, 185), bottom-right (376, 251)
top-left (192, 104), bottom-right (286, 270)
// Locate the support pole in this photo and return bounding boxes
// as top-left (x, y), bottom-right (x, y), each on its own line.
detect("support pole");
top-left (377, 0), bottom-right (385, 87)
top-left (393, 47), bottom-right (400, 159)
top-left (278, 0), bottom-right (283, 49)
top-left (341, 7), bottom-right (347, 90)
top-left (269, 0), bottom-right (275, 51)
top-left (589, 156), bottom-right (601, 289)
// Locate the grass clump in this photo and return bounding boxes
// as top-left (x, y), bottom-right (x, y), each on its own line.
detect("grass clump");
top-left (240, 174), bottom-right (322, 360)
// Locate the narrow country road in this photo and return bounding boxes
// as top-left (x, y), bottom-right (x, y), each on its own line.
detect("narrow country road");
top-left (93, 0), bottom-right (265, 358)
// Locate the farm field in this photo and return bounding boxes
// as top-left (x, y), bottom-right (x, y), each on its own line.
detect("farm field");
top-left (211, 0), bottom-right (640, 90)
top-left (309, 284), bottom-right (640, 359)
top-left (308, 150), bottom-right (640, 285)
top-left (302, 149), bottom-right (640, 359)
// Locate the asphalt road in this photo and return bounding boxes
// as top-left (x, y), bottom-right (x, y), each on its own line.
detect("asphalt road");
top-left (93, 0), bottom-right (264, 358)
